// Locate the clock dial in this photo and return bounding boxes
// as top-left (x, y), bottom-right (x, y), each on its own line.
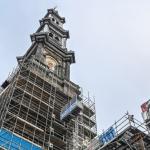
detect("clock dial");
top-left (45, 55), bottom-right (57, 71)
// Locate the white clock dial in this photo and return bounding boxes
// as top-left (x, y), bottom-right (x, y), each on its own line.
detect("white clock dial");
top-left (46, 55), bottom-right (57, 71)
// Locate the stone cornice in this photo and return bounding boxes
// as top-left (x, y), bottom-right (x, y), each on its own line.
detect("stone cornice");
top-left (38, 18), bottom-right (69, 38)
top-left (30, 32), bottom-right (75, 64)
top-left (44, 9), bottom-right (66, 24)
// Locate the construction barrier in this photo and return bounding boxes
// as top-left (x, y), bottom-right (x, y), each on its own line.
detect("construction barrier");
top-left (0, 128), bottom-right (42, 150)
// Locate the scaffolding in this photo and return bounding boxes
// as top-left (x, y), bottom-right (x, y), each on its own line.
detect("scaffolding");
top-left (0, 54), bottom-right (68, 149)
top-left (60, 88), bottom-right (97, 150)
top-left (0, 8), bottom-right (97, 150)
top-left (86, 112), bottom-right (150, 150)
top-left (0, 54), bottom-right (97, 150)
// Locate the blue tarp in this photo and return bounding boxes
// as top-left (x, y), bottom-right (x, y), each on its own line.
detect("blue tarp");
top-left (0, 128), bottom-right (42, 150)
top-left (99, 127), bottom-right (116, 144)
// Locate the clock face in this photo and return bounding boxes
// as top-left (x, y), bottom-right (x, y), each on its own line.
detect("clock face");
top-left (45, 55), bottom-right (57, 71)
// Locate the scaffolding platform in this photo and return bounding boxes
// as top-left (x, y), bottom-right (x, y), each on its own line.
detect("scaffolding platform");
top-left (60, 96), bottom-right (83, 121)
top-left (85, 113), bottom-right (150, 150)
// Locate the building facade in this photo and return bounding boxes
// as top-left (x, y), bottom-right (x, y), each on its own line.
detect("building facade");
top-left (0, 9), bottom-right (97, 150)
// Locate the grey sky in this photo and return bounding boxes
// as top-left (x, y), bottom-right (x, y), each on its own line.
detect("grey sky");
top-left (0, 0), bottom-right (150, 133)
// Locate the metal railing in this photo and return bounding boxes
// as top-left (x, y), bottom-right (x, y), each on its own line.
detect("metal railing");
top-left (85, 112), bottom-right (149, 150)
top-left (60, 95), bottom-right (83, 120)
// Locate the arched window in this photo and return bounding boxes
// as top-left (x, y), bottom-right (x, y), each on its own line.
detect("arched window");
top-left (49, 32), bottom-right (53, 38)
top-left (56, 21), bottom-right (59, 25)
top-left (52, 18), bottom-right (55, 22)
top-left (55, 36), bottom-right (59, 41)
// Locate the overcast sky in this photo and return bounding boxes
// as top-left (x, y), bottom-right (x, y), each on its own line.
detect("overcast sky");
top-left (0, 0), bottom-right (150, 133)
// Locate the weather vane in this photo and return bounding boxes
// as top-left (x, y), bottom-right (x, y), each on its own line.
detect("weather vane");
top-left (53, 6), bottom-right (57, 10)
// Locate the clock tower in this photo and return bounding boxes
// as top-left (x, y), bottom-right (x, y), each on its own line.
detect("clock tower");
top-left (24, 8), bottom-right (75, 80)
top-left (0, 8), bottom-right (97, 150)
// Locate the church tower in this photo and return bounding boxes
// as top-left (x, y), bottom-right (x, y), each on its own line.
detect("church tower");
top-left (0, 9), bottom-right (97, 150)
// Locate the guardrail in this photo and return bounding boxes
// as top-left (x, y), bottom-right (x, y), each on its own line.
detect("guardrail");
top-left (60, 96), bottom-right (83, 121)
top-left (85, 112), bottom-right (149, 150)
